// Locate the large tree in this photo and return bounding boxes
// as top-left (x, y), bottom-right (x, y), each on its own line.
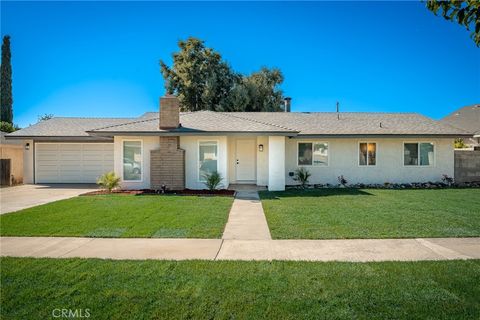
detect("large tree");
top-left (160, 37), bottom-right (285, 112)
top-left (1, 35), bottom-right (13, 123)
top-left (226, 67), bottom-right (284, 112)
top-left (160, 38), bottom-right (238, 111)
top-left (426, 0), bottom-right (480, 47)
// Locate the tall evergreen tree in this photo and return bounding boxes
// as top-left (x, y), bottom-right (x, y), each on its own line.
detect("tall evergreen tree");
top-left (1, 35), bottom-right (13, 123)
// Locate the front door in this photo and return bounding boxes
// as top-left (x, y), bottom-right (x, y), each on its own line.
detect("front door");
top-left (235, 139), bottom-right (256, 181)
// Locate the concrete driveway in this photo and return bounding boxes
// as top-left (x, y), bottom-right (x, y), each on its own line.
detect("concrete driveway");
top-left (0, 184), bottom-right (98, 215)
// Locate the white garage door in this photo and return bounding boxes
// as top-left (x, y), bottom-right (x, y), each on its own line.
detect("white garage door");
top-left (35, 143), bottom-right (114, 183)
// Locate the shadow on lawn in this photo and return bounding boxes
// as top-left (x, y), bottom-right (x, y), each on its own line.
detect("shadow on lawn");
top-left (260, 188), bottom-right (374, 199)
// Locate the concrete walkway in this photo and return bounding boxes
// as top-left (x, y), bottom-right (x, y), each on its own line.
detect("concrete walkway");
top-left (222, 191), bottom-right (271, 240)
top-left (1, 236), bottom-right (479, 262)
top-left (0, 184), bottom-right (98, 214)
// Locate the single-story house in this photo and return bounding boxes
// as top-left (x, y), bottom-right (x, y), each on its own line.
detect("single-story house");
top-left (6, 95), bottom-right (471, 191)
top-left (440, 104), bottom-right (480, 148)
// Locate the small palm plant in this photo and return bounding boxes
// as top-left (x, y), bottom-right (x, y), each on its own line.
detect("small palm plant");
top-left (203, 171), bottom-right (223, 192)
top-left (293, 168), bottom-right (311, 189)
top-left (97, 171), bottom-right (121, 193)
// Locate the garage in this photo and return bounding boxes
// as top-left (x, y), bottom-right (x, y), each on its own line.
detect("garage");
top-left (35, 143), bottom-right (114, 183)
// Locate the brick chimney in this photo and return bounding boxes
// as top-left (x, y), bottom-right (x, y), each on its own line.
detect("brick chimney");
top-left (159, 94), bottom-right (180, 129)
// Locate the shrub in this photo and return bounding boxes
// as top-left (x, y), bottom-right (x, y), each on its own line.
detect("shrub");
top-left (454, 138), bottom-right (467, 149)
top-left (0, 121), bottom-right (18, 133)
top-left (293, 168), bottom-right (311, 189)
top-left (442, 174), bottom-right (454, 185)
top-left (338, 175), bottom-right (348, 187)
top-left (203, 171), bottom-right (223, 191)
top-left (97, 172), bottom-right (121, 193)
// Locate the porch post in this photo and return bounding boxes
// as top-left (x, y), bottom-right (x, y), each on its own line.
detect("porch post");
top-left (268, 136), bottom-right (285, 191)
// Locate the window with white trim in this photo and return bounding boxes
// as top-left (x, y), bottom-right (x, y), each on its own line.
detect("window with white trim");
top-left (298, 142), bottom-right (328, 166)
top-left (199, 141), bottom-right (218, 181)
top-left (404, 142), bottom-right (434, 166)
top-left (359, 142), bottom-right (376, 166)
top-left (123, 140), bottom-right (142, 181)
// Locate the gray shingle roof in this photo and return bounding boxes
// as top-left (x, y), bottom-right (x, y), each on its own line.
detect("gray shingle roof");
top-left (228, 112), bottom-right (468, 135)
top-left (6, 111), bottom-right (470, 139)
top-left (7, 117), bottom-right (135, 137)
top-left (440, 104), bottom-right (480, 135)
top-left (92, 111), bottom-right (296, 133)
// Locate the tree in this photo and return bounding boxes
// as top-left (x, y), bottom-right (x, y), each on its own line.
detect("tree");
top-left (426, 0), bottom-right (480, 47)
top-left (226, 68), bottom-right (284, 112)
top-left (1, 35), bottom-right (13, 123)
top-left (38, 113), bottom-right (54, 122)
top-left (0, 121), bottom-right (18, 133)
top-left (160, 37), bottom-right (238, 112)
top-left (160, 37), bottom-right (285, 112)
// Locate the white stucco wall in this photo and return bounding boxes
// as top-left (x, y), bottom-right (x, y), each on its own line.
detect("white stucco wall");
top-left (23, 140), bottom-right (34, 184)
top-left (256, 136), bottom-right (269, 186)
top-left (114, 136), bottom-right (160, 189)
top-left (180, 136), bottom-right (228, 190)
top-left (268, 136), bottom-right (286, 191)
top-left (285, 138), bottom-right (454, 185)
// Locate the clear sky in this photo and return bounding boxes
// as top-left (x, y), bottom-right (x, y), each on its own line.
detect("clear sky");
top-left (1, 1), bottom-right (479, 128)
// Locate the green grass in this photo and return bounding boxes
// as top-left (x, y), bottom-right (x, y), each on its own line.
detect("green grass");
top-left (260, 188), bottom-right (480, 239)
top-left (1, 257), bottom-right (479, 319)
top-left (0, 195), bottom-right (233, 238)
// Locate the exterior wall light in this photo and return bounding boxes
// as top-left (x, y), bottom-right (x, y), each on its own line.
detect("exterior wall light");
top-left (258, 144), bottom-right (264, 152)
top-left (25, 143), bottom-right (30, 150)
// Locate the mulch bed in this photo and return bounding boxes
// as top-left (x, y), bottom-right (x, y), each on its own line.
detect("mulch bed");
top-left (81, 189), bottom-right (235, 197)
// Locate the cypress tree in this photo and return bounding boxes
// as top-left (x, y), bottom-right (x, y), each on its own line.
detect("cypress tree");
top-left (1, 35), bottom-right (13, 124)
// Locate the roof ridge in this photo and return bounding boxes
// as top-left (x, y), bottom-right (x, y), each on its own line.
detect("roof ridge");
top-left (91, 117), bottom-right (159, 131)
top-left (220, 112), bottom-right (298, 132)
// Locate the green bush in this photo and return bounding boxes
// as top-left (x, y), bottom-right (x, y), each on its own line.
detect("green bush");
top-left (454, 138), bottom-right (467, 149)
top-left (0, 121), bottom-right (18, 133)
top-left (203, 171), bottom-right (223, 191)
top-left (97, 172), bottom-right (121, 193)
top-left (293, 168), bottom-right (311, 189)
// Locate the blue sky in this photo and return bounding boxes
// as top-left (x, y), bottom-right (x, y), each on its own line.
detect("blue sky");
top-left (1, 1), bottom-right (479, 128)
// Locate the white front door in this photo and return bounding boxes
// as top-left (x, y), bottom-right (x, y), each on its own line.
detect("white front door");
top-left (235, 139), bottom-right (256, 181)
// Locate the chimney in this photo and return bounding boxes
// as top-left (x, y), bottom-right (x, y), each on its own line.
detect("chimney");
top-left (284, 97), bottom-right (292, 112)
top-left (159, 94), bottom-right (180, 129)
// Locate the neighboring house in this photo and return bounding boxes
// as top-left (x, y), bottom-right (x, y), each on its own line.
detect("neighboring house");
top-left (6, 95), bottom-right (470, 191)
top-left (1, 131), bottom-right (24, 185)
top-left (440, 104), bottom-right (480, 148)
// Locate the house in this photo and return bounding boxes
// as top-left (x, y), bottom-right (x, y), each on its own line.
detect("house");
top-left (6, 95), bottom-right (470, 191)
top-left (440, 104), bottom-right (480, 148)
top-left (1, 131), bottom-right (24, 186)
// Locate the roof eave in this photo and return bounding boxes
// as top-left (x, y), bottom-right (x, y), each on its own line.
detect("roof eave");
top-left (293, 133), bottom-right (473, 138)
top-left (86, 130), bottom-right (298, 137)
top-left (4, 135), bottom-right (113, 142)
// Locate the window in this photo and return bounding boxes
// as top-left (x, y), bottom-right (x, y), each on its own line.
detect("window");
top-left (404, 142), bottom-right (434, 166)
top-left (123, 140), bottom-right (142, 181)
top-left (298, 142), bottom-right (328, 166)
top-left (199, 141), bottom-right (218, 181)
top-left (359, 142), bottom-right (376, 166)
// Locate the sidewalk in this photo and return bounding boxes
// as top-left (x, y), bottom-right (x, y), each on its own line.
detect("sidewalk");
top-left (1, 236), bottom-right (479, 262)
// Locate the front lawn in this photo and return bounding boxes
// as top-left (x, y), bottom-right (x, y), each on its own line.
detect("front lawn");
top-left (1, 257), bottom-right (479, 319)
top-left (0, 195), bottom-right (233, 238)
top-left (260, 188), bottom-right (480, 239)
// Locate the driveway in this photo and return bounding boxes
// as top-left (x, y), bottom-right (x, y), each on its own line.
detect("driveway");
top-left (0, 184), bottom-right (98, 215)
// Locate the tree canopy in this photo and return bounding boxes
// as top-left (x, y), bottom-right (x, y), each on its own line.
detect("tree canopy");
top-left (160, 37), bottom-right (284, 112)
top-left (426, 0), bottom-right (480, 47)
top-left (1, 35), bottom-right (13, 123)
